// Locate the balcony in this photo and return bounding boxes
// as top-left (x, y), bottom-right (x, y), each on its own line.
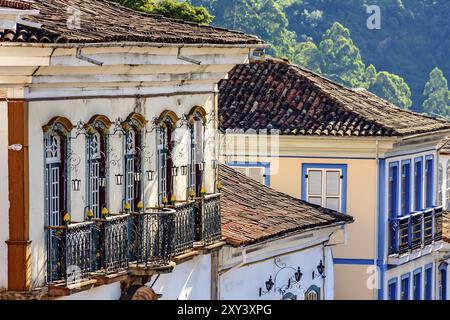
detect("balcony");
top-left (389, 206), bottom-right (443, 263)
top-left (129, 208), bottom-right (176, 271)
top-left (92, 213), bottom-right (130, 275)
top-left (46, 196), bottom-right (223, 293)
top-left (173, 201), bottom-right (196, 256)
top-left (195, 193), bottom-right (222, 246)
top-left (47, 221), bottom-right (94, 286)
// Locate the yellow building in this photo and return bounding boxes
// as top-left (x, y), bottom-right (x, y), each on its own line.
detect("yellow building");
top-left (219, 58), bottom-right (450, 300)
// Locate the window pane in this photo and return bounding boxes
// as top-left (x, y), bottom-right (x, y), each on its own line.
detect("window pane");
top-left (308, 170), bottom-right (322, 195)
top-left (326, 197), bottom-right (340, 211)
top-left (308, 196), bottom-right (322, 206)
top-left (326, 171), bottom-right (340, 196)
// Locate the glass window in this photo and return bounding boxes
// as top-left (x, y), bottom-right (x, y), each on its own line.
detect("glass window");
top-left (389, 163), bottom-right (399, 218)
top-left (125, 126), bottom-right (142, 210)
top-left (231, 166), bottom-right (267, 186)
top-left (388, 279), bottom-right (397, 300)
top-left (157, 120), bottom-right (174, 205)
top-left (425, 156), bottom-right (434, 208)
top-left (401, 274), bottom-right (410, 300)
top-left (439, 263), bottom-right (448, 300)
top-left (425, 265), bottom-right (433, 300)
top-left (415, 159), bottom-right (423, 211)
top-left (87, 130), bottom-right (107, 218)
top-left (401, 162), bottom-right (411, 215)
top-left (413, 271), bottom-right (421, 300)
top-left (189, 118), bottom-right (204, 196)
top-left (439, 163), bottom-right (443, 206)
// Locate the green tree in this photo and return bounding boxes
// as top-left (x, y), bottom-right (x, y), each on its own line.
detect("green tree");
top-left (112, 0), bottom-right (213, 24)
top-left (317, 22), bottom-right (367, 88)
top-left (422, 67), bottom-right (450, 117)
top-left (369, 71), bottom-right (412, 110)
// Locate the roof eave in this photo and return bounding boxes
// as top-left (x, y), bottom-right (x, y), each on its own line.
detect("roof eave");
top-left (0, 41), bottom-right (269, 49)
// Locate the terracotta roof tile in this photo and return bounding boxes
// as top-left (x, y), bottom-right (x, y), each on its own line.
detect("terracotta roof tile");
top-left (219, 60), bottom-right (450, 137)
top-left (0, 0), bottom-right (32, 10)
top-left (219, 164), bottom-right (353, 247)
top-left (0, 0), bottom-right (263, 45)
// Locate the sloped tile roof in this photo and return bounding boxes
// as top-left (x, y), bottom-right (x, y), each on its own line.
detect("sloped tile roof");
top-left (219, 59), bottom-right (450, 137)
top-left (219, 164), bottom-right (353, 247)
top-left (0, 0), bottom-right (263, 45)
top-left (0, 0), bottom-right (32, 10)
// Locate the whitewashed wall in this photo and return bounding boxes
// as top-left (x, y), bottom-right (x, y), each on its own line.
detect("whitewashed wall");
top-left (28, 92), bottom-right (217, 287)
top-left (151, 254), bottom-right (212, 300)
top-left (0, 101), bottom-right (8, 290)
top-left (56, 282), bottom-right (121, 300)
top-left (219, 228), bottom-right (337, 300)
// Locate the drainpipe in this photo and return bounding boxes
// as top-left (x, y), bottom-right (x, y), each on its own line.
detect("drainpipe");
top-left (374, 139), bottom-right (380, 300)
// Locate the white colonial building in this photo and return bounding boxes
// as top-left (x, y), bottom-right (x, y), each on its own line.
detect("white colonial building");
top-left (0, 0), bottom-right (266, 300)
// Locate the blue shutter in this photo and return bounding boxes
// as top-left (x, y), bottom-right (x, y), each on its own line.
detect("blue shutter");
top-left (413, 269), bottom-right (422, 300)
top-left (401, 161), bottom-right (411, 216)
top-left (389, 163), bottom-right (399, 219)
top-left (388, 279), bottom-right (397, 300)
top-left (415, 158), bottom-right (423, 210)
top-left (425, 156), bottom-right (434, 208)
top-left (401, 273), bottom-right (410, 300)
top-left (425, 265), bottom-right (433, 300)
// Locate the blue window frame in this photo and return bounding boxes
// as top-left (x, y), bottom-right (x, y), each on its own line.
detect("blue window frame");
top-left (228, 161), bottom-right (270, 186)
top-left (425, 155), bottom-right (434, 209)
top-left (439, 263), bottom-right (448, 300)
top-left (401, 273), bottom-right (410, 300)
top-left (401, 160), bottom-right (411, 216)
top-left (389, 162), bottom-right (399, 219)
top-left (425, 263), bottom-right (433, 300)
top-left (388, 278), bottom-right (398, 300)
top-left (301, 163), bottom-right (347, 213)
top-left (414, 157), bottom-right (423, 211)
top-left (413, 268), bottom-right (422, 300)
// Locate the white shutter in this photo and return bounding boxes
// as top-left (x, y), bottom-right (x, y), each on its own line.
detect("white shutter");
top-left (307, 168), bottom-right (342, 211)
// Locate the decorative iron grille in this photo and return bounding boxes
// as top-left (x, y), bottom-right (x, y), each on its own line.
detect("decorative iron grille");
top-left (195, 193), bottom-right (222, 246)
top-left (173, 201), bottom-right (196, 256)
top-left (47, 221), bottom-right (93, 285)
top-left (129, 208), bottom-right (175, 267)
top-left (92, 213), bottom-right (130, 275)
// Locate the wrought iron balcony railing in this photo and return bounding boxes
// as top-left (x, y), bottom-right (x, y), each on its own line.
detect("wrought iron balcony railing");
top-left (173, 201), bottom-right (196, 256)
top-left (47, 221), bottom-right (94, 285)
top-left (92, 213), bottom-right (130, 275)
top-left (389, 206), bottom-right (443, 256)
top-left (129, 208), bottom-right (176, 268)
top-left (195, 193), bottom-right (222, 246)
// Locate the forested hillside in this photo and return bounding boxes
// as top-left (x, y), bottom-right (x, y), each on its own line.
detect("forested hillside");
top-left (112, 0), bottom-right (450, 116)
top-left (190, 0), bottom-right (450, 116)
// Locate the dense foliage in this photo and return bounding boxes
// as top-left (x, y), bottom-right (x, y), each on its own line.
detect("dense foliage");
top-left (114, 0), bottom-right (450, 115)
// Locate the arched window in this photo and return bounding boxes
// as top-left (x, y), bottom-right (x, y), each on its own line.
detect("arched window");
top-left (187, 106), bottom-right (206, 197)
top-left (446, 160), bottom-right (450, 209)
top-left (86, 115), bottom-right (111, 218)
top-left (122, 113), bottom-right (147, 211)
top-left (156, 111), bottom-right (179, 205)
top-left (43, 117), bottom-right (74, 227)
top-left (305, 285), bottom-right (321, 301)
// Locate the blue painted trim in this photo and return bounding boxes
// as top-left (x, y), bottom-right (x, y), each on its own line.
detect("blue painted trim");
top-left (227, 161), bottom-right (271, 186)
top-left (333, 258), bottom-right (374, 265)
top-left (301, 163), bottom-right (348, 214)
top-left (388, 161), bottom-right (399, 219)
top-left (413, 267), bottom-right (422, 300)
top-left (388, 278), bottom-right (398, 300)
top-left (377, 158), bottom-right (386, 300)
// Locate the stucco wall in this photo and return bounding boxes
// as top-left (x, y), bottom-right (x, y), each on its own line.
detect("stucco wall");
top-left (28, 92), bottom-right (218, 287)
top-left (334, 264), bottom-right (374, 300)
top-left (56, 282), bottom-right (121, 300)
top-left (0, 101), bottom-right (8, 290)
top-left (152, 254), bottom-right (212, 300)
top-left (219, 244), bottom-right (334, 300)
top-left (236, 156), bottom-right (378, 260)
